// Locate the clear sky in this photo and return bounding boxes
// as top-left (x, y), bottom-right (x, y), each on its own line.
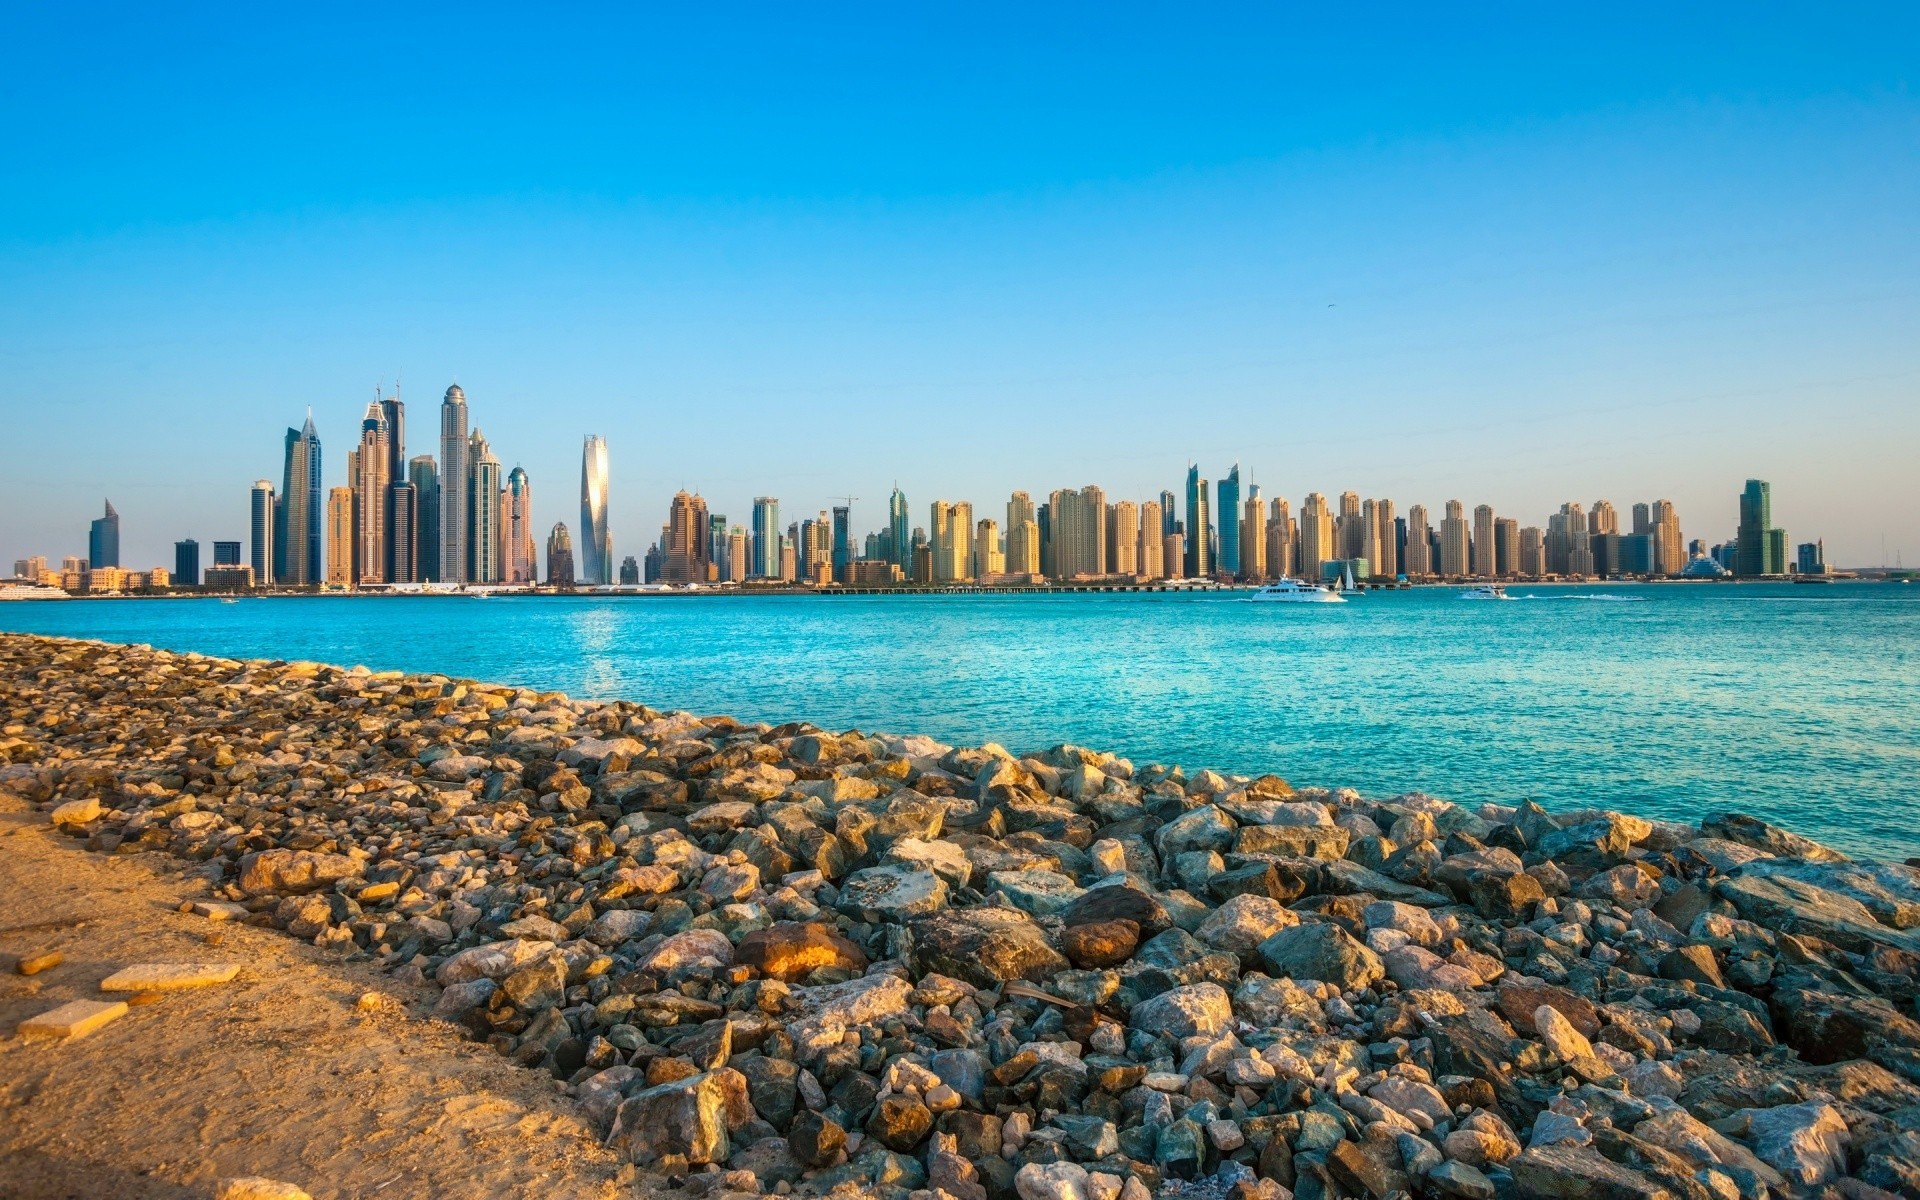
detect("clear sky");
top-left (4, 4), bottom-right (1917, 569)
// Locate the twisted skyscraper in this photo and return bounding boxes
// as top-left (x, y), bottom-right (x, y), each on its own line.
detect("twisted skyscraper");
top-left (580, 434), bottom-right (611, 585)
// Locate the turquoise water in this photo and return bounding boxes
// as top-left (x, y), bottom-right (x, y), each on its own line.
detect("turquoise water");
top-left (3, 583), bottom-right (1916, 860)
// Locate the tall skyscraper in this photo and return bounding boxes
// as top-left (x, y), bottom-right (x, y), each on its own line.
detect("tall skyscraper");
top-left (353, 403), bottom-right (391, 585)
top-left (408, 456), bottom-right (440, 582)
top-left (174, 539), bottom-right (200, 586)
top-left (1240, 493), bottom-right (1265, 580)
top-left (505, 467), bottom-right (536, 583)
top-left (1007, 517), bottom-right (1040, 576)
top-left (1651, 499), bottom-right (1684, 575)
top-left (1048, 487), bottom-right (1105, 579)
top-left (1404, 505), bottom-right (1432, 576)
top-left (1439, 501), bottom-right (1471, 577)
top-left (546, 523), bottom-right (575, 586)
top-left (1110, 499), bottom-right (1140, 576)
top-left (831, 505), bottom-right (852, 582)
top-left (1139, 499), bottom-right (1164, 578)
top-left (1494, 517), bottom-right (1519, 577)
top-left (274, 412), bottom-right (322, 585)
top-left (381, 389), bottom-right (405, 478)
top-left (1299, 492), bottom-right (1333, 581)
top-left (325, 487), bottom-right (353, 586)
top-left (468, 429), bottom-right (502, 583)
top-left (1266, 497), bottom-right (1294, 580)
top-left (580, 435), bottom-right (611, 586)
top-left (438, 385), bottom-right (469, 583)
top-left (213, 541), bottom-right (242, 566)
top-left (1185, 465), bottom-right (1211, 578)
top-left (1217, 465), bottom-right (1241, 577)
top-left (1472, 505), bottom-right (1496, 577)
top-left (664, 492), bottom-right (710, 583)
top-left (1518, 527), bottom-right (1545, 576)
top-left (751, 497), bottom-right (781, 578)
top-left (89, 499), bottom-right (120, 569)
top-left (973, 518), bottom-right (1003, 578)
top-left (1736, 479), bottom-right (1776, 576)
top-left (248, 483), bottom-right (274, 584)
top-left (888, 487), bottom-right (911, 572)
top-left (1159, 490), bottom-right (1178, 537)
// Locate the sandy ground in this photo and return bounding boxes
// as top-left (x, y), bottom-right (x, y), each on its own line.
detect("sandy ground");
top-left (0, 796), bottom-right (632, 1200)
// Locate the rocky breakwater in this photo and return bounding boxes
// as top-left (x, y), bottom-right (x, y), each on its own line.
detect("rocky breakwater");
top-left (3, 632), bottom-right (1920, 1200)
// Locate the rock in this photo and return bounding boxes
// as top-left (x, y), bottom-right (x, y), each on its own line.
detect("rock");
top-left (1658, 944), bottom-right (1725, 988)
top-left (1129, 982), bottom-right (1233, 1039)
top-left (838, 865), bottom-right (949, 922)
top-left (1329, 1137), bottom-right (1410, 1200)
top-left (1701, 812), bottom-right (1848, 862)
top-left (608, 1068), bottom-right (750, 1165)
top-left (1429, 1161), bottom-right (1496, 1200)
top-left (737, 922), bottom-right (867, 982)
top-left (1770, 985), bottom-right (1920, 1065)
top-left (1257, 923), bottom-right (1384, 991)
top-left (1061, 919), bottom-right (1139, 968)
top-left (637, 929), bottom-right (734, 974)
top-left (1061, 883), bottom-right (1173, 936)
top-left (911, 906), bottom-right (1068, 987)
top-left (18, 998), bottom-right (127, 1039)
top-left (786, 972), bottom-right (913, 1055)
top-left (16, 950), bottom-right (62, 975)
top-left (1235, 823), bottom-right (1350, 860)
top-left (1156, 806), bottom-right (1236, 859)
top-left (866, 1094), bottom-right (933, 1151)
top-left (1196, 893), bottom-right (1300, 953)
top-left (1382, 945), bottom-right (1481, 991)
top-left (790, 1109), bottom-right (846, 1167)
top-left (49, 796), bottom-right (101, 828)
top-left (99, 962), bottom-right (241, 991)
top-left (1738, 1101), bottom-right (1850, 1189)
top-left (236, 848), bottom-right (362, 896)
top-left (987, 868), bottom-right (1085, 917)
top-left (1509, 1142), bottom-right (1671, 1200)
top-left (215, 1180), bottom-right (313, 1200)
top-left (1497, 979), bottom-right (1600, 1039)
top-left (1578, 864), bottom-right (1660, 909)
top-left (1534, 1005), bottom-right (1594, 1062)
top-left (1016, 1161), bottom-right (1091, 1200)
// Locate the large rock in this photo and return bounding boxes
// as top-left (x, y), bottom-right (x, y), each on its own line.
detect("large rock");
top-left (1257, 923), bottom-right (1384, 991)
top-left (608, 1068), bottom-right (752, 1165)
top-left (1717, 871), bottom-right (1920, 955)
top-left (236, 849), bottom-right (362, 896)
top-left (1128, 982), bottom-right (1233, 1039)
top-left (837, 865), bottom-right (949, 923)
top-left (1195, 893), bottom-right (1299, 954)
top-left (1509, 1142), bottom-right (1673, 1200)
top-left (1700, 812), bottom-right (1848, 862)
top-left (737, 922), bottom-right (867, 982)
top-left (787, 972), bottom-right (915, 1055)
top-left (1061, 884), bottom-right (1172, 936)
top-left (987, 868), bottom-right (1085, 917)
top-left (911, 906), bottom-right (1068, 987)
top-left (1738, 1102), bottom-right (1850, 1189)
top-left (1235, 824), bottom-right (1350, 860)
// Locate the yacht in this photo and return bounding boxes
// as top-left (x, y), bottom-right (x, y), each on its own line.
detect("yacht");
top-left (1249, 578), bottom-right (1345, 603)
top-left (0, 583), bottom-right (69, 601)
top-left (1460, 584), bottom-right (1512, 600)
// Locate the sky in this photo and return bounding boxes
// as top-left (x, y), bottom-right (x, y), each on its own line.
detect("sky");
top-left (3, 4), bottom-right (1917, 569)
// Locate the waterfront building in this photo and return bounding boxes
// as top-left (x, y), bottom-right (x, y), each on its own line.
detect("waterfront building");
top-left (831, 506), bottom-right (852, 583)
top-left (1798, 540), bottom-right (1826, 575)
top-left (1138, 500), bottom-right (1164, 578)
top-left (203, 564), bottom-right (254, 591)
top-left (388, 483), bottom-right (418, 583)
top-left (752, 497), bottom-right (781, 578)
top-left (1439, 501), bottom-right (1471, 577)
top-left (1007, 518), bottom-right (1040, 576)
top-left (88, 499), bottom-right (121, 570)
top-left (1217, 465), bottom-right (1241, 577)
top-left (663, 491), bottom-right (710, 583)
top-left (1163, 532), bottom-right (1184, 579)
top-left (779, 538), bottom-right (797, 582)
top-left (277, 412), bottom-right (323, 584)
top-left (576, 434), bottom-right (611, 586)
top-left (1589, 500), bottom-right (1619, 536)
top-left (408, 456), bottom-right (440, 581)
top-left (929, 501), bottom-right (973, 582)
top-left (726, 529), bottom-right (748, 582)
top-left (1652, 500), bottom-right (1684, 575)
top-left (1267, 497), bottom-right (1295, 579)
top-left (467, 429), bottom-right (502, 584)
top-left (353, 403), bottom-right (391, 585)
top-left (1298, 493), bottom-right (1333, 581)
top-left (438, 385), bottom-right (469, 584)
top-left (1767, 528), bottom-right (1789, 577)
top-left (1371, 499), bottom-right (1397, 578)
top-left (546, 523), bottom-right (575, 586)
top-left (1184, 466), bottom-right (1210, 578)
top-left (1619, 532), bottom-right (1656, 575)
top-left (249, 483), bottom-right (275, 585)
top-left (1403, 505), bottom-right (1432, 576)
top-left (1108, 499), bottom-right (1140, 576)
top-left (1335, 492), bottom-right (1363, 563)
top-left (1048, 486), bottom-right (1106, 579)
top-left (702, 514), bottom-right (724, 581)
top-left (324, 488), bottom-right (352, 586)
top-left (173, 540), bottom-right (200, 586)
top-left (504, 467), bottom-right (535, 583)
top-left (1471, 505), bottom-right (1496, 577)
top-left (1239, 493), bottom-right (1265, 580)
top-left (1494, 517), bottom-right (1519, 577)
top-left (887, 487), bottom-right (911, 573)
top-left (1546, 502), bottom-right (1590, 575)
top-left (211, 541), bottom-right (240, 566)
top-left (1518, 526), bottom-right (1544, 576)
top-left (1737, 479), bottom-right (1779, 576)
top-left (620, 555), bottom-right (641, 585)
top-left (974, 518), bottom-right (1003, 578)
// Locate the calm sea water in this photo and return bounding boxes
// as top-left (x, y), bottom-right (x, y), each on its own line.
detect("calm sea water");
top-left (3, 583), bottom-right (1916, 860)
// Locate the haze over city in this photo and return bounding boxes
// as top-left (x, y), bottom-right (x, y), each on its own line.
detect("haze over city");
top-left (4, 5), bottom-right (1918, 569)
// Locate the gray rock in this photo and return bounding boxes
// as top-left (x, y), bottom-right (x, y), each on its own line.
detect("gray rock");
top-left (1257, 922), bottom-right (1385, 991)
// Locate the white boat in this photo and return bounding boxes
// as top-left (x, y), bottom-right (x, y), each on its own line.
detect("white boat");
top-left (1460, 584), bottom-right (1512, 600)
top-left (0, 583), bottom-right (69, 601)
top-left (1250, 578), bottom-right (1345, 603)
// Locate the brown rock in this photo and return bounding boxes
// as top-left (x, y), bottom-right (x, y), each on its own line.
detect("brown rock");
top-left (1061, 918), bottom-right (1139, 968)
top-left (1497, 978), bottom-right (1601, 1039)
top-left (735, 921), bottom-right (867, 982)
top-left (866, 1094), bottom-right (933, 1152)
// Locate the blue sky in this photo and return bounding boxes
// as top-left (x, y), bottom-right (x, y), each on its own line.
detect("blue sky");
top-left (3, 4), bottom-right (1917, 568)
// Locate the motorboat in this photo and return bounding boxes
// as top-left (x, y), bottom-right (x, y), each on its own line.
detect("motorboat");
top-left (1250, 578), bottom-right (1345, 603)
top-left (1460, 584), bottom-right (1512, 600)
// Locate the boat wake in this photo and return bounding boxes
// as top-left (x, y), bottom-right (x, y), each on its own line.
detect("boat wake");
top-left (1562, 593), bottom-right (1647, 602)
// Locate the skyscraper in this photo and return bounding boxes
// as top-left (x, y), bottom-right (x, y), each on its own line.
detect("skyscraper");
top-left (1159, 490), bottom-right (1178, 538)
top-left (831, 505), bottom-right (852, 583)
top-left (1439, 501), bottom-right (1471, 577)
top-left (1240, 493), bottom-right (1265, 580)
top-left (1267, 497), bottom-right (1295, 579)
top-left (1110, 499), bottom-right (1140, 576)
top-left (1494, 517), bottom-right (1519, 577)
top-left (974, 518), bottom-right (1003, 578)
top-left (888, 487), bottom-right (911, 573)
top-left (1299, 493), bottom-right (1333, 581)
top-left (89, 499), bottom-right (120, 569)
top-left (1185, 465), bottom-right (1210, 578)
top-left (248, 483), bottom-right (274, 584)
top-left (1404, 505), bottom-right (1432, 576)
top-left (325, 487), bottom-right (353, 586)
top-left (275, 412), bottom-right (322, 585)
top-left (546, 523), bottom-right (575, 587)
top-left (505, 467), bottom-right (536, 583)
top-left (1048, 487), bottom-right (1106, 579)
top-left (580, 435), bottom-right (611, 586)
top-left (408, 456), bottom-right (440, 582)
top-left (661, 492), bottom-right (710, 583)
top-left (1472, 505), bottom-right (1496, 577)
top-left (174, 539), bottom-right (200, 587)
top-left (468, 429), bottom-right (502, 583)
top-left (1007, 517), bottom-right (1040, 576)
top-left (1217, 465), bottom-right (1241, 577)
top-left (621, 555), bottom-right (642, 585)
top-left (354, 403), bottom-right (391, 585)
top-left (1519, 527), bottom-right (1545, 576)
top-left (1736, 479), bottom-right (1777, 577)
top-left (438, 385), bottom-right (469, 583)
top-left (752, 497), bottom-right (781, 578)
top-left (213, 541), bottom-right (241, 566)
top-left (1139, 499), bottom-right (1164, 578)
top-left (1651, 500), bottom-right (1684, 575)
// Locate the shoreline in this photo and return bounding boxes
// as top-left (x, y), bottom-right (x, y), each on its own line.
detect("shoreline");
top-left (4, 631), bottom-right (1918, 1200)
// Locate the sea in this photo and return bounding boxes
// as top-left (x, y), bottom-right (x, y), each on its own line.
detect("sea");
top-left (3, 581), bottom-right (1915, 861)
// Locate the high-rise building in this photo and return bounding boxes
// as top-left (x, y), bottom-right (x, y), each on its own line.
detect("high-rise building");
top-left (1767, 528), bottom-right (1788, 578)
top-left (751, 497), bottom-right (781, 578)
top-left (974, 519), bottom-right (1003, 578)
top-left (467, 429), bottom-right (502, 583)
top-left (1163, 532), bottom-right (1184, 579)
top-left (620, 555), bottom-right (641, 585)
top-left (1138, 500), bottom-right (1164, 579)
top-left (277, 412), bottom-right (323, 585)
top-left (1797, 540), bottom-right (1826, 575)
top-left (1547, 503), bottom-right (1591, 575)
top-left (1336, 492), bottom-right (1363, 562)
top-left (88, 499), bottom-right (121, 569)
top-left (1109, 499), bottom-right (1140, 576)
top-left (1736, 479), bottom-right (1777, 576)
top-left (663, 492), bottom-right (710, 583)
top-left (779, 537), bottom-right (797, 582)
top-left (438, 385), bottom-right (469, 583)
top-left (1185, 466), bottom-right (1210, 578)
top-left (249, 483), bottom-right (274, 584)
top-left (1589, 500), bottom-right (1619, 536)
top-left (887, 487), bottom-right (911, 573)
top-left (408, 456), bottom-right (440, 582)
top-left (1404, 505), bottom-right (1432, 576)
top-left (174, 539), bottom-right (200, 586)
top-left (1217, 465), bottom-right (1241, 577)
top-left (928, 500), bottom-right (975, 581)
top-left (1298, 493), bottom-right (1333, 581)
top-left (1472, 505), bottom-right (1496, 577)
top-left (387, 481), bottom-right (417, 583)
top-left (505, 467), bottom-right (535, 583)
top-left (354, 403), bottom-right (391, 585)
top-left (1158, 491), bottom-right (1178, 537)
top-left (1266, 497), bottom-right (1294, 579)
top-left (1518, 526), bottom-right (1544, 576)
top-left (1238, 493), bottom-right (1265, 581)
top-left (1007, 491), bottom-right (1035, 545)
top-left (212, 541), bottom-right (241, 566)
top-left (831, 505), bottom-right (852, 583)
top-left (325, 487), bottom-right (353, 586)
top-left (546, 523), bottom-right (575, 587)
top-left (1007, 516), bottom-right (1040, 576)
top-left (1494, 517), bottom-right (1519, 577)
top-left (1049, 486), bottom-right (1106, 579)
top-left (1651, 500), bottom-right (1684, 575)
top-left (1439, 501), bottom-right (1471, 577)
top-left (707, 514), bottom-right (728, 582)
top-left (580, 435), bottom-right (611, 585)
